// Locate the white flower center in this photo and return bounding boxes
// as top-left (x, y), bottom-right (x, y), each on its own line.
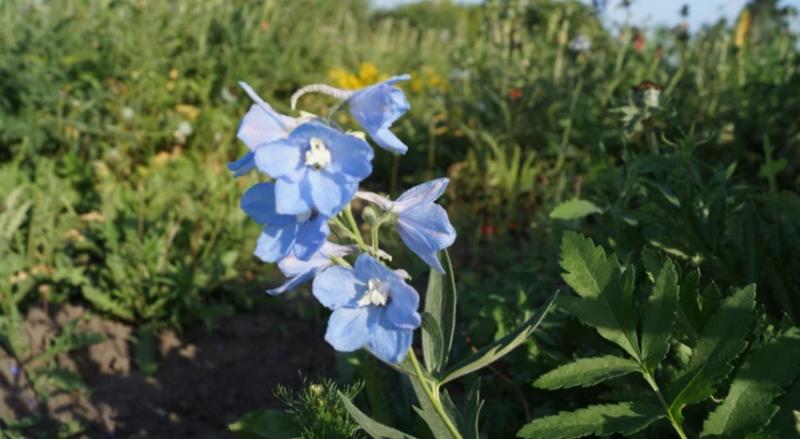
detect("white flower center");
top-left (357, 278), bottom-right (390, 307)
top-left (305, 137), bottom-right (332, 169)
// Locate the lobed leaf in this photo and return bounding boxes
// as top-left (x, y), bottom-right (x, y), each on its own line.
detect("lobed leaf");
top-left (517, 402), bottom-right (663, 439)
top-left (667, 285), bottom-right (756, 422)
top-left (640, 259), bottom-right (679, 369)
top-left (558, 233), bottom-right (640, 360)
top-left (533, 355), bottom-right (641, 390)
top-left (701, 327), bottom-right (800, 438)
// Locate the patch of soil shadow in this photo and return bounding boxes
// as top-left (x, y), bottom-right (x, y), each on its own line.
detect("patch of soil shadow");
top-left (0, 304), bottom-right (333, 438)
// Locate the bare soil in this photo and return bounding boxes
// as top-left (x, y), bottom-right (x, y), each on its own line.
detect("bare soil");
top-left (0, 304), bottom-right (333, 438)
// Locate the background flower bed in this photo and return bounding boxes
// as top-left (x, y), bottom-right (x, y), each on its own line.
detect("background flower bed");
top-left (1, 0), bottom-right (799, 437)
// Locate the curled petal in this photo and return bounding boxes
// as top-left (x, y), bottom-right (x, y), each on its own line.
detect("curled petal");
top-left (395, 178), bottom-right (449, 212)
top-left (227, 152), bottom-right (256, 177)
top-left (356, 191), bottom-right (394, 211)
top-left (396, 203), bottom-right (456, 273)
top-left (267, 268), bottom-right (321, 296)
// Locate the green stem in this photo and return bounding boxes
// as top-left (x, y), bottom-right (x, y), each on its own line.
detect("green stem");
top-left (642, 370), bottom-right (688, 439)
top-left (409, 350), bottom-right (463, 439)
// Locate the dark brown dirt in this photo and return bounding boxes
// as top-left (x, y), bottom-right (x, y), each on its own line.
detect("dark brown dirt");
top-left (0, 304), bottom-right (333, 438)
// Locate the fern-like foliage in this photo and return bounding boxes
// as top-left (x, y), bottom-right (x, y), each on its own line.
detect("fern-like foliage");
top-left (519, 232), bottom-right (800, 439)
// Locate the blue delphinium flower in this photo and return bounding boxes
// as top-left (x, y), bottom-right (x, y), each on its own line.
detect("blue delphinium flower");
top-left (229, 82), bottom-right (302, 177)
top-left (358, 178), bottom-right (456, 273)
top-left (312, 254), bottom-right (421, 363)
top-left (241, 182), bottom-right (329, 262)
top-left (254, 122), bottom-right (373, 217)
top-left (267, 242), bottom-right (353, 295)
top-left (347, 75), bottom-right (411, 155)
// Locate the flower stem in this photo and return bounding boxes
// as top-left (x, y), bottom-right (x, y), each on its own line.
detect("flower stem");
top-left (408, 350), bottom-right (463, 439)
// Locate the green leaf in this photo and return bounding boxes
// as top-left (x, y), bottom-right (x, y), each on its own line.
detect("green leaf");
top-left (409, 357), bottom-right (454, 438)
top-left (441, 291), bottom-right (557, 385)
top-left (667, 285), bottom-right (757, 422)
top-left (559, 232), bottom-right (620, 299)
top-left (133, 328), bottom-right (159, 376)
top-left (701, 328), bottom-right (800, 438)
top-left (533, 356), bottom-right (641, 390)
top-left (421, 312), bottom-right (444, 373)
top-left (517, 402), bottom-right (664, 439)
top-left (228, 409), bottom-right (301, 439)
top-left (558, 233), bottom-right (640, 360)
top-left (640, 259), bottom-right (679, 369)
top-left (82, 285), bottom-right (134, 321)
top-left (460, 380), bottom-right (484, 439)
top-left (764, 378), bottom-right (800, 437)
top-left (339, 392), bottom-right (417, 439)
top-left (422, 251), bottom-right (456, 374)
top-left (550, 199), bottom-right (603, 220)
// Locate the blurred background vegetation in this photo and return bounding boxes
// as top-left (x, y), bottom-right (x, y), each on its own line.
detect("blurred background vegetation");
top-left (1, 0), bottom-right (799, 437)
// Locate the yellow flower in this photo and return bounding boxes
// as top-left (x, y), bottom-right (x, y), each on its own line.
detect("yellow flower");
top-left (735, 9), bottom-right (751, 49)
top-left (175, 104), bottom-right (200, 121)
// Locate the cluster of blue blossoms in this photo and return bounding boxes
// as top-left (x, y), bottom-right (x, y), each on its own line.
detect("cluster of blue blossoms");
top-left (230, 76), bottom-right (456, 364)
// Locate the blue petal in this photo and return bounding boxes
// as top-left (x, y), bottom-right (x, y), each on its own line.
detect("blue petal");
top-left (370, 127), bottom-right (408, 154)
top-left (325, 133), bottom-right (374, 180)
top-left (240, 182), bottom-right (293, 226)
top-left (313, 266), bottom-right (364, 309)
top-left (385, 279), bottom-right (421, 329)
top-left (227, 152), bottom-right (256, 177)
top-left (308, 171), bottom-right (354, 217)
top-left (238, 82), bottom-right (298, 131)
top-left (277, 250), bottom-right (331, 277)
top-left (396, 204), bottom-right (456, 273)
top-left (394, 178), bottom-right (449, 212)
top-left (254, 139), bottom-right (304, 181)
top-left (369, 311), bottom-right (413, 363)
top-left (267, 267), bottom-right (321, 296)
top-left (325, 307), bottom-right (376, 352)
top-left (236, 104), bottom-right (291, 151)
top-left (348, 75), bottom-right (411, 154)
top-left (293, 215), bottom-right (330, 260)
top-left (274, 178), bottom-right (312, 215)
top-left (254, 222), bottom-right (298, 263)
top-left (353, 253), bottom-right (395, 283)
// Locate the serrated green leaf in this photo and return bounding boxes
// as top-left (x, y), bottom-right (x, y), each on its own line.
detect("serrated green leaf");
top-left (640, 259), bottom-right (679, 369)
top-left (668, 285), bottom-right (756, 422)
top-left (559, 232), bottom-right (620, 299)
top-left (228, 409), bottom-right (301, 439)
top-left (558, 233), bottom-right (640, 360)
top-left (550, 199), bottom-right (603, 220)
top-left (339, 392), bottom-right (417, 439)
top-left (517, 402), bottom-right (664, 439)
top-left (533, 356), bottom-right (641, 390)
top-left (422, 251), bottom-right (456, 374)
top-left (701, 328), bottom-right (800, 438)
top-left (763, 378), bottom-right (800, 437)
top-left (441, 292), bottom-right (557, 385)
top-left (82, 285), bottom-right (134, 321)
